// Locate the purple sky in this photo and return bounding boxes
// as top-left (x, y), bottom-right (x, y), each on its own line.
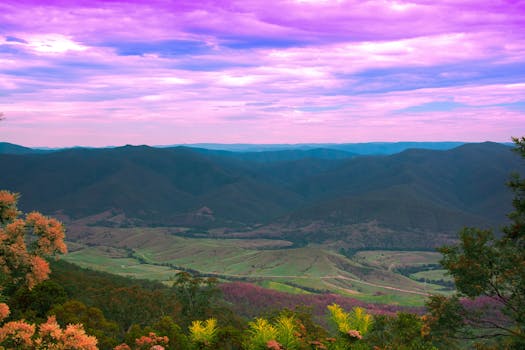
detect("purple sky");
top-left (1, 0), bottom-right (524, 147)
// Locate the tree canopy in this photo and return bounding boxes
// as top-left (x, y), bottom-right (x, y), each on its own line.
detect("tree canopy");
top-left (427, 137), bottom-right (525, 349)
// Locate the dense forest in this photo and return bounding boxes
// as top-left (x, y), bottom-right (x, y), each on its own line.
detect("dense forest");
top-left (0, 142), bottom-right (521, 252)
top-left (1, 138), bottom-right (524, 350)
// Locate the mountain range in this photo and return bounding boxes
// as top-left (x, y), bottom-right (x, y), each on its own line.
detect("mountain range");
top-left (0, 141), bottom-right (469, 156)
top-left (0, 141), bottom-right (522, 249)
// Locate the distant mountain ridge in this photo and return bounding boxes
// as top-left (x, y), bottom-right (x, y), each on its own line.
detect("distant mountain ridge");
top-left (0, 141), bottom-right (479, 156)
top-left (188, 147), bottom-right (357, 162)
top-left (0, 142), bottom-right (522, 249)
top-left (0, 142), bottom-right (52, 155)
top-left (2, 141), bottom-right (517, 157)
top-left (181, 141), bottom-right (467, 154)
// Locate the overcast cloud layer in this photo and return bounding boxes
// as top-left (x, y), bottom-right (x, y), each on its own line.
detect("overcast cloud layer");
top-left (1, 0), bottom-right (524, 146)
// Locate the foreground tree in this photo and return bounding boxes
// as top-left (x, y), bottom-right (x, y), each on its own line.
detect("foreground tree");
top-left (0, 190), bottom-right (67, 294)
top-left (367, 313), bottom-right (437, 350)
top-left (171, 272), bottom-right (221, 327)
top-left (0, 190), bottom-right (98, 349)
top-left (427, 137), bottom-right (525, 349)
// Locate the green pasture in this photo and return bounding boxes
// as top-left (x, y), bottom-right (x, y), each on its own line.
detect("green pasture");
top-left (353, 250), bottom-right (442, 269)
top-left (64, 230), bottom-right (453, 307)
top-left (64, 245), bottom-right (177, 281)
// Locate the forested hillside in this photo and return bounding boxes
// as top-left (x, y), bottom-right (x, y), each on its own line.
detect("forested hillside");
top-left (0, 142), bottom-right (522, 249)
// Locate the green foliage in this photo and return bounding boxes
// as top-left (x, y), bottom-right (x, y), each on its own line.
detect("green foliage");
top-left (367, 313), bottom-right (437, 350)
top-left (214, 325), bottom-right (244, 350)
top-left (277, 307), bottom-right (329, 345)
top-left (50, 300), bottom-right (120, 349)
top-left (172, 272), bottom-right (222, 327)
top-left (439, 228), bottom-right (496, 298)
top-left (8, 280), bottom-right (67, 322)
top-left (432, 136), bottom-right (525, 348)
top-left (124, 324), bottom-right (148, 347)
top-left (152, 316), bottom-right (190, 350)
top-left (424, 295), bottom-right (464, 347)
top-left (49, 260), bottom-right (181, 331)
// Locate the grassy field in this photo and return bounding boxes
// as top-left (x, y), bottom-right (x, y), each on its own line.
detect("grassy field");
top-left (64, 245), bottom-right (177, 280)
top-left (257, 281), bottom-right (312, 294)
top-left (63, 226), bottom-right (453, 306)
top-left (353, 250), bottom-right (442, 269)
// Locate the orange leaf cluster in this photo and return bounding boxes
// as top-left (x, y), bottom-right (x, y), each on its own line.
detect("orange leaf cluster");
top-left (26, 211), bottom-right (67, 256)
top-left (0, 190), bottom-right (67, 291)
top-left (26, 255), bottom-right (51, 289)
top-left (0, 320), bottom-right (36, 348)
top-left (266, 339), bottom-right (283, 350)
top-left (309, 340), bottom-right (327, 349)
top-left (135, 332), bottom-right (169, 350)
top-left (0, 316), bottom-right (98, 350)
top-left (0, 303), bottom-right (9, 322)
top-left (347, 329), bottom-right (363, 340)
top-left (0, 191), bottom-right (19, 223)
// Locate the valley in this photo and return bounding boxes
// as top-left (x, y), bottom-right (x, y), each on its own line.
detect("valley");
top-left (1, 141), bottom-right (522, 307)
top-left (63, 225), bottom-right (452, 306)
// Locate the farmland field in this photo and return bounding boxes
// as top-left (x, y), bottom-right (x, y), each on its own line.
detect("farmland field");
top-left (63, 226), bottom-right (454, 306)
top-left (353, 250), bottom-right (443, 269)
top-left (64, 245), bottom-right (176, 280)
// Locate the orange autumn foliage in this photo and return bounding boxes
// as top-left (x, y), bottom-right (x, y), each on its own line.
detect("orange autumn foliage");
top-left (0, 190), bottom-right (67, 291)
top-left (0, 319), bottom-right (35, 348)
top-left (36, 316), bottom-right (98, 349)
top-left (113, 332), bottom-right (170, 350)
top-left (0, 191), bottom-right (19, 223)
top-left (266, 339), bottom-right (283, 349)
top-left (135, 332), bottom-right (169, 350)
top-left (0, 191), bottom-right (96, 349)
top-left (0, 315), bottom-right (98, 350)
top-left (0, 303), bottom-right (9, 322)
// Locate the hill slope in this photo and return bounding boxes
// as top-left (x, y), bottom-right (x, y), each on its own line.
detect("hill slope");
top-left (0, 142), bottom-right (51, 155)
top-left (288, 142), bottom-right (518, 227)
top-left (0, 146), bottom-right (303, 226)
top-left (0, 142), bottom-right (522, 248)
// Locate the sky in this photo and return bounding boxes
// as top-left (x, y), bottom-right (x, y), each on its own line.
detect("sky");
top-left (0, 0), bottom-right (524, 147)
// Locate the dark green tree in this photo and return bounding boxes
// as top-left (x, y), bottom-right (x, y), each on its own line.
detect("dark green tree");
top-left (152, 316), bottom-right (190, 350)
top-left (427, 137), bottom-right (525, 349)
top-left (8, 280), bottom-right (67, 322)
top-left (366, 313), bottom-right (436, 350)
top-left (172, 272), bottom-right (221, 326)
top-left (50, 300), bottom-right (120, 349)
